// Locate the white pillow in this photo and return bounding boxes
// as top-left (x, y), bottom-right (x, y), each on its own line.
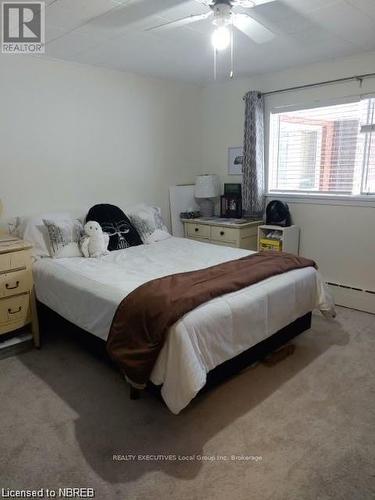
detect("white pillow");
top-left (43, 218), bottom-right (83, 258)
top-left (17, 212), bottom-right (71, 257)
top-left (143, 229), bottom-right (171, 244)
top-left (126, 204), bottom-right (171, 244)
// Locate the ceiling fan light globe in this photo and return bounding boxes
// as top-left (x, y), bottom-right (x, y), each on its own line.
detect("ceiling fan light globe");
top-left (211, 26), bottom-right (230, 51)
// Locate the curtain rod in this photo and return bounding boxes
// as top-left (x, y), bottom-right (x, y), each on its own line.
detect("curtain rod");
top-left (252, 72), bottom-right (375, 98)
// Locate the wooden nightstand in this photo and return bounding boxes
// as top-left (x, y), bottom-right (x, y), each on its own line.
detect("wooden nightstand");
top-left (0, 238), bottom-right (39, 347)
top-left (182, 218), bottom-right (263, 250)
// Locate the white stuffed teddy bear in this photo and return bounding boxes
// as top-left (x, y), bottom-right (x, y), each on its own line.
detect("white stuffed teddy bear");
top-left (81, 221), bottom-right (109, 258)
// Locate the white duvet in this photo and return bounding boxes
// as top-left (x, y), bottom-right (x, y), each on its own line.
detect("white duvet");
top-left (33, 237), bottom-right (334, 414)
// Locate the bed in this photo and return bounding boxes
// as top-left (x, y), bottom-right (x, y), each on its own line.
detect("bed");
top-left (33, 236), bottom-right (334, 414)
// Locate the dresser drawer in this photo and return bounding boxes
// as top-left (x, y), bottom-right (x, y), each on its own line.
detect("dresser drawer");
top-left (0, 249), bottom-right (31, 273)
top-left (0, 269), bottom-right (33, 298)
top-left (186, 223), bottom-right (210, 239)
top-left (0, 294), bottom-right (30, 326)
top-left (211, 226), bottom-right (238, 244)
top-left (0, 254), bottom-right (11, 273)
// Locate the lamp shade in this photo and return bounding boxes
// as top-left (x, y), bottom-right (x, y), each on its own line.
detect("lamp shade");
top-left (194, 175), bottom-right (221, 199)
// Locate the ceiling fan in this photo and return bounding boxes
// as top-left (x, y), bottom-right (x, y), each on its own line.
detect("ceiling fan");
top-left (146, 0), bottom-right (276, 50)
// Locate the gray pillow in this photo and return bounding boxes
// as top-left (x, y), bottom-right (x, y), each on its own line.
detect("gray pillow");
top-left (43, 219), bottom-right (83, 258)
top-left (126, 205), bottom-right (170, 243)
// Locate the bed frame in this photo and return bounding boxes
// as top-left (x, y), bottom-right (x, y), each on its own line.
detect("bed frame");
top-left (37, 302), bottom-right (312, 402)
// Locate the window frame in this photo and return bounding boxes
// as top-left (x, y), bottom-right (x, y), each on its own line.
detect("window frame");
top-left (266, 95), bottom-right (375, 202)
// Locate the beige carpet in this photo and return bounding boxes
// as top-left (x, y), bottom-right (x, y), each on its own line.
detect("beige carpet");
top-left (0, 307), bottom-right (374, 500)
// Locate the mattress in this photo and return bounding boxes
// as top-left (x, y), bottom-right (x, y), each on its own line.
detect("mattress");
top-left (33, 237), bottom-right (334, 414)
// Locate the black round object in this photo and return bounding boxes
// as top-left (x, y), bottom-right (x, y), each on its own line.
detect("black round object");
top-left (266, 200), bottom-right (291, 227)
top-left (86, 204), bottom-right (143, 251)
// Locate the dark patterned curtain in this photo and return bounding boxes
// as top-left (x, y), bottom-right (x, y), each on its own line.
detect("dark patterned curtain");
top-left (242, 91), bottom-right (265, 217)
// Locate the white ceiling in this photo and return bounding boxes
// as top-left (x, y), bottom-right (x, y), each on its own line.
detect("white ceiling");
top-left (34, 0), bottom-right (375, 82)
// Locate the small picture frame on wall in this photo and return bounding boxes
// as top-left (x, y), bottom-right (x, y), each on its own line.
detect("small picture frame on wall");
top-left (228, 147), bottom-right (244, 175)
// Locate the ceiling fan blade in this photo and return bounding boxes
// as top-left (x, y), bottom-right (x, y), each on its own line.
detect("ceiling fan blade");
top-left (194, 0), bottom-right (214, 5)
top-left (90, 0), bottom-right (191, 29)
top-left (232, 13), bottom-right (274, 43)
top-left (146, 12), bottom-right (212, 32)
top-left (232, 0), bottom-right (256, 6)
top-left (233, 0), bottom-right (275, 6)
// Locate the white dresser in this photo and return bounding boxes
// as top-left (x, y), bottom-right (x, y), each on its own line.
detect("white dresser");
top-left (182, 218), bottom-right (263, 250)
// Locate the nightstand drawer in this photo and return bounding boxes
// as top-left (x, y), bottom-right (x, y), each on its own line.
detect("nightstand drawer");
top-left (211, 226), bottom-right (238, 244)
top-left (0, 294), bottom-right (30, 326)
top-left (0, 270), bottom-right (33, 298)
top-left (187, 223), bottom-right (210, 239)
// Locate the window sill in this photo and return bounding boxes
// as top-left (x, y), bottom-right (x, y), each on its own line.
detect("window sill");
top-left (265, 192), bottom-right (375, 207)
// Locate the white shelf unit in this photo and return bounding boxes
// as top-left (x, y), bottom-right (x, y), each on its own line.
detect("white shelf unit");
top-left (257, 224), bottom-right (300, 255)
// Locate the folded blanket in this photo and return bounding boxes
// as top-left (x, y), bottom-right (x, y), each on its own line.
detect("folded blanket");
top-left (107, 251), bottom-right (316, 387)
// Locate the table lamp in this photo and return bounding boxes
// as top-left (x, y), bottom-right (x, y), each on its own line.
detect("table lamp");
top-left (194, 175), bottom-right (221, 217)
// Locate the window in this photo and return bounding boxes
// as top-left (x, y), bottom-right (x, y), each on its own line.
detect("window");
top-left (268, 97), bottom-right (375, 196)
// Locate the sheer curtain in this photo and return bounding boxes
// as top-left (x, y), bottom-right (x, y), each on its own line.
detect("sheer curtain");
top-left (242, 91), bottom-right (265, 217)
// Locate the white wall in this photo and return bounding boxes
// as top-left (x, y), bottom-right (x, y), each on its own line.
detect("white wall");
top-left (1, 50), bottom-right (374, 311)
top-left (0, 54), bottom-right (201, 225)
top-left (198, 51), bottom-right (375, 312)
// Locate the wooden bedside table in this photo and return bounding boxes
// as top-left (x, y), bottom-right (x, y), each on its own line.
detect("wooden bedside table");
top-left (0, 238), bottom-right (39, 347)
top-left (181, 218), bottom-right (263, 250)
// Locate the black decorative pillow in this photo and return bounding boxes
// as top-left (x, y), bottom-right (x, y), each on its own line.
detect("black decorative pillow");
top-left (86, 204), bottom-right (143, 251)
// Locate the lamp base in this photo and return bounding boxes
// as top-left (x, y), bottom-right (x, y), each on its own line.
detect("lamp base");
top-left (198, 199), bottom-right (215, 217)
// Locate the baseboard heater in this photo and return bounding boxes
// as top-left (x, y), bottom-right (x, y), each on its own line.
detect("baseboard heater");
top-left (326, 281), bottom-right (375, 314)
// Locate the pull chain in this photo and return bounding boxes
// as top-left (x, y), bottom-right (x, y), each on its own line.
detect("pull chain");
top-left (230, 22), bottom-right (234, 79)
top-left (214, 47), bottom-right (217, 81)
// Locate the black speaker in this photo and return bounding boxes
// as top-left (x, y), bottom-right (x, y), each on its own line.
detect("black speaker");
top-left (266, 200), bottom-right (291, 227)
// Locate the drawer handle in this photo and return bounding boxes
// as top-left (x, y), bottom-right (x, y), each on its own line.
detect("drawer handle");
top-left (6, 281), bottom-right (20, 290)
top-left (220, 231), bottom-right (225, 236)
top-left (8, 306), bottom-right (22, 315)
top-left (195, 228), bottom-right (199, 232)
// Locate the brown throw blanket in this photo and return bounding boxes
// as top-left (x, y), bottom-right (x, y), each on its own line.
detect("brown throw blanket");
top-left (107, 251), bottom-right (316, 387)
